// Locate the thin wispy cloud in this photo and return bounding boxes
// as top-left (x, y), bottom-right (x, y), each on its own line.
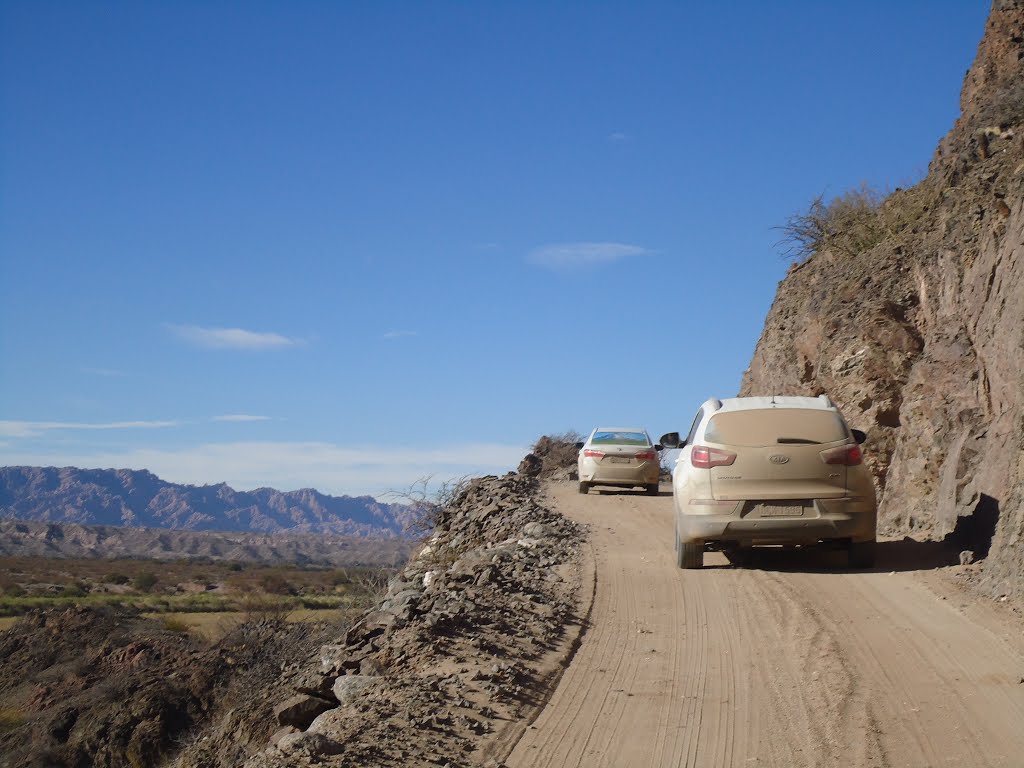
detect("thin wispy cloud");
top-left (527, 242), bottom-right (653, 270)
top-left (608, 131), bottom-right (628, 141)
top-left (383, 330), bottom-right (418, 340)
top-left (165, 324), bottom-right (303, 350)
top-left (212, 414), bottom-right (271, 423)
top-left (0, 420), bottom-right (178, 439)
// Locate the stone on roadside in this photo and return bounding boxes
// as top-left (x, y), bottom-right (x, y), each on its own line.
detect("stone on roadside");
top-left (274, 694), bottom-right (335, 729)
top-left (333, 674), bottom-right (378, 705)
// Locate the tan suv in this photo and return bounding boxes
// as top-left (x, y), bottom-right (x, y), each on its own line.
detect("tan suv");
top-left (660, 395), bottom-right (877, 569)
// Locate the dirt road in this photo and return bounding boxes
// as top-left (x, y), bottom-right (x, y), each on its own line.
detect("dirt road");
top-left (506, 482), bottom-right (1024, 768)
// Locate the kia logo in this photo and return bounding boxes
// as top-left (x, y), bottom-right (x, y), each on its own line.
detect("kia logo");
top-left (768, 454), bottom-right (790, 464)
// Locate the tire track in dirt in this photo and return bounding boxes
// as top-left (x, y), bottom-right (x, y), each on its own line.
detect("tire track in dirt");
top-left (504, 482), bottom-right (1024, 768)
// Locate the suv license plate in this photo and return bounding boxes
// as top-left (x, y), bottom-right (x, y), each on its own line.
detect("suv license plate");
top-left (759, 504), bottom-right (806, 518)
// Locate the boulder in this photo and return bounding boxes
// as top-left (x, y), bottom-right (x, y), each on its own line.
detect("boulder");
top-left (333, 674), bottom-right (378, 705)
top-left (273, 694), bottom-right (335, 729)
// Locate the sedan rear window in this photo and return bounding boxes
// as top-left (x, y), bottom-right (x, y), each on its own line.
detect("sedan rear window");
top-left (591, 431), bottom-right (649, 446)
top-left (704, 409), bottom-right (848, 447)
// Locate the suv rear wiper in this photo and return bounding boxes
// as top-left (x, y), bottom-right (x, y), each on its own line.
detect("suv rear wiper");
top-left (776, 437), bottom-right (821, 444)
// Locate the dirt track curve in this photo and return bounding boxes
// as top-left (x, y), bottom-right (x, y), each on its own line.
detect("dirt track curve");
top-left (506, 482), bottom-right (1024, 768)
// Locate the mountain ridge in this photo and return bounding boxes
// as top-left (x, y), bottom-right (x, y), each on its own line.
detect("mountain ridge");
top-left (0, 465), bottom-right (412, 536)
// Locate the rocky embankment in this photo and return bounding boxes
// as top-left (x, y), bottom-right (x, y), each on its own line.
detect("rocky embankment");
top-left (213, 472), bottom-right (586, 768)
top-left (741, 0), bottom-right (1024, 598)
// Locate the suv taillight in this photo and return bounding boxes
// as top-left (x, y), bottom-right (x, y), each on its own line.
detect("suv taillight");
top-left (820, 444), bottom-right (863, 466)
top-left (583, 449), bottom-right (605, 458)
top-left (690, 445), bottom-right (737, 469)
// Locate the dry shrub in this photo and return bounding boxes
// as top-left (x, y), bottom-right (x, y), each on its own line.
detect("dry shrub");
top-left (386, 475), bottom-right (471, 535)
top-left (776, 182), bottom-right (937, 263)
top-left (133, 571), bottom-right (158, 593)
top-left (258, 572), bottom-right (294, 596)
top-left (236, 593), bottom-right (292, 623)
top-left (0, 707), bottom-right (25, 735)
top-left (160, 616), bottom-right (191, 633)
top-left (777, 184), bottom-right (884, 261)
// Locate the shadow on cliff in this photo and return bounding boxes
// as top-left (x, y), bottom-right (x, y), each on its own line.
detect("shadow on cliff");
top-left (944, 493), bottom-right (1000, 561)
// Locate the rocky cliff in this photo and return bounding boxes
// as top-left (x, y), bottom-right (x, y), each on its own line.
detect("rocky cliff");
top-left (741, 0), bottom-right (1024, 598)
top-left (0, 466), bottom-right (410, 536)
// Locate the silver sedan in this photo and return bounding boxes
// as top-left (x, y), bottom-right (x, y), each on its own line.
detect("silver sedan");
top-left (577, 427), bottom-right (661, 495)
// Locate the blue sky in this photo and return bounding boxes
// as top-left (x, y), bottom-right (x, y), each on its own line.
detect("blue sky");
top-left (0, 1), bottom-right (988, 497)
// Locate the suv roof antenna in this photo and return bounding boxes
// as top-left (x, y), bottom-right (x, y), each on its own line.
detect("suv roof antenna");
top-left (771, 394), bottom-right (776, 405)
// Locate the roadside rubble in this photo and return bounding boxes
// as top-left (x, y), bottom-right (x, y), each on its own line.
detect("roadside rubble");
top-left (245, 471), bottom-right (587, 768)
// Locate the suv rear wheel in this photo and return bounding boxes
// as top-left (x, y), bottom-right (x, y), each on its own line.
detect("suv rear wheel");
top-left (677, 537), bottom-right (703, 569)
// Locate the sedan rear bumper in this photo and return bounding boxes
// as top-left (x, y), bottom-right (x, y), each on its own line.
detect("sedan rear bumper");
top-left (580, 458), bottom-right (659, 486)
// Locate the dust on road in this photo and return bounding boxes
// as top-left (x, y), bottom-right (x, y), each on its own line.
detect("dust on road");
top-left (506, 482), bottom-right (1024, 768)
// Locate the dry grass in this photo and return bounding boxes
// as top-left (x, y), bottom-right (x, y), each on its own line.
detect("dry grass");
top-left (0, 707), bottom-right (25, 735)
top-left (140, 608), bottom-right (350, 641)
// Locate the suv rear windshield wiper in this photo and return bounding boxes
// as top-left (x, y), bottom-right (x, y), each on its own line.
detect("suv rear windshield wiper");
top-left (776, 437), bottom-right (822, 444)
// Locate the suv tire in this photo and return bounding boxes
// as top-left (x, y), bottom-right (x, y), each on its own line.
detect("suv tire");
top-left (678, 538), bottom-right (703, 569)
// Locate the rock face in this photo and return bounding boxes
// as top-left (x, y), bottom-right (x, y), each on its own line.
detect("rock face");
top-left (0, 466), bottom-right (410, 536)
top-left (741, 0), bottom-right (1024, 598)
top-left (241, 472), bottom-right (586, 768)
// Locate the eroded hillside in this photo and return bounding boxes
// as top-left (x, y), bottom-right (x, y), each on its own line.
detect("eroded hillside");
top-left (741, 0), bottom-right (1024, 598)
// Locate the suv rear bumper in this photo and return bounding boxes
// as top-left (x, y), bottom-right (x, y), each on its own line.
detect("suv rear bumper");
top-left (678, 499), bottom-right (876, 545)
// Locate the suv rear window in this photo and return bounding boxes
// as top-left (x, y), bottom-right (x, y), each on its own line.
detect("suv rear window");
top-left (704, 409), bottom-right (848, 447)
top-left (591, 431), bottom-right (649, 446)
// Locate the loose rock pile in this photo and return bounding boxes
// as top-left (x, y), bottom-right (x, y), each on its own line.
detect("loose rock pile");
top-left (246, 473), bottom-right (586, 768)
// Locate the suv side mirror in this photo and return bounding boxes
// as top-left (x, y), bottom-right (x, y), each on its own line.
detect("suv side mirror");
top-left (654, 444), bottom-right (663, 452)
top-left (659, 432), bottom-right (682, 449)
top-left (574, 441), bottom-right (585, 450)
top-left (851, 429), bottom-right (867, 444)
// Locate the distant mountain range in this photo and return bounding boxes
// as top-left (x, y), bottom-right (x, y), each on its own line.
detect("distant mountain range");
top-left (0, 466), bottom-right (414, 537)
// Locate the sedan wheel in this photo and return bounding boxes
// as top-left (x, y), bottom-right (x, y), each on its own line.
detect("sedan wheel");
top-left (578, 482), bottom-right (591, 495)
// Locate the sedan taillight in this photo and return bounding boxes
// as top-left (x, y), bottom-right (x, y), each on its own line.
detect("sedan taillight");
top-left (819, 444), bottom-right (863, 466)
top-left (634, 450), bottom-right (656, 460)
top-left (690, 445), bottom-right (737, 469)
top-left (583, 449), bottom-right (606, 458)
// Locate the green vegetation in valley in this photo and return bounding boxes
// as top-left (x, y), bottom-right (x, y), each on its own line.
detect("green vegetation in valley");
top-left (0, 555), bottom-right (393, 620)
